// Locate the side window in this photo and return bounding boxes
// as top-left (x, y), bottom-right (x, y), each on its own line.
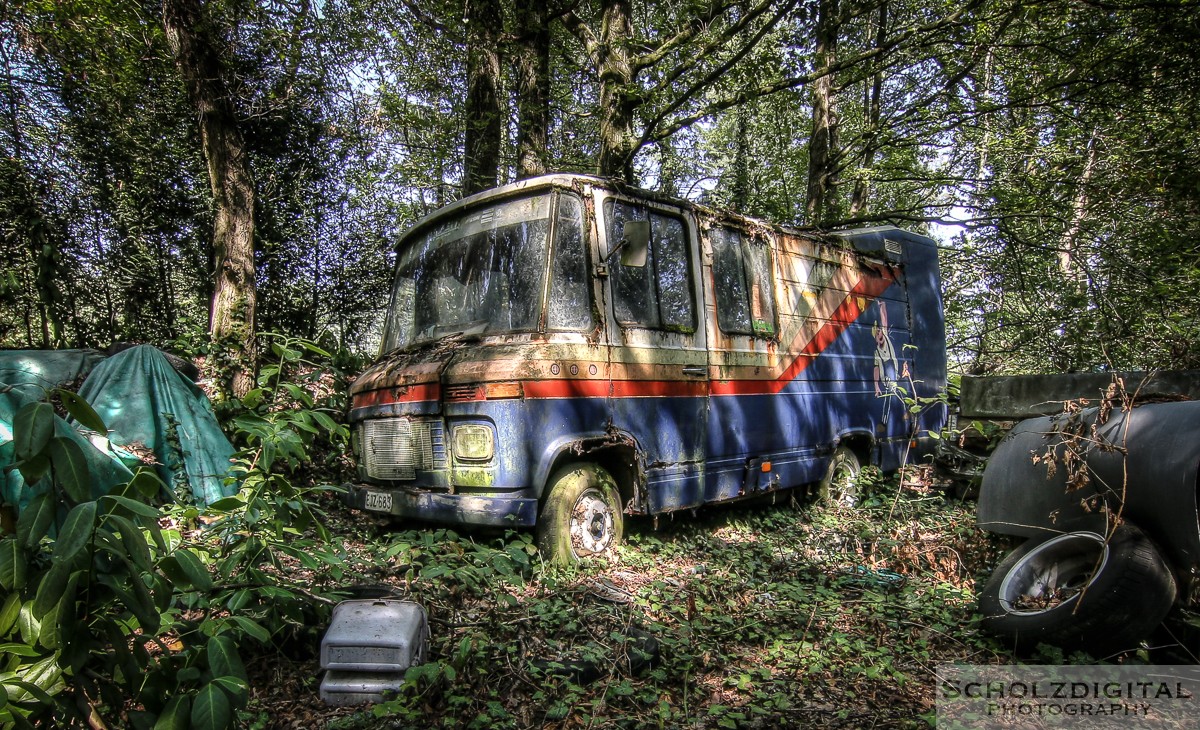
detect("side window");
top-left (710, 226), bottom-right (777, 337)
top-left (606, 200), bottom-right (696, 332)
top-left (546, 194), bottom-right (592, 330)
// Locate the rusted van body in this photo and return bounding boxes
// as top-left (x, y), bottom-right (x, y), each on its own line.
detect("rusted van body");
top-left (345, 174), bottom-right (947, 560)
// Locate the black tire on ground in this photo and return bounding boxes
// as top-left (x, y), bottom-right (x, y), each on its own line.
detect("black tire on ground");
top-left (537, 464), bottom-right (624, 565)
top-left (978, 524), bottom-right (1177, 656)
top-left (817, 446), bottom-right (861, 507)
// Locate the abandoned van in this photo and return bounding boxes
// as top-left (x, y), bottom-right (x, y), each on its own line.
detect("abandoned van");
top-left (345, 174), bottom-right (947, 563)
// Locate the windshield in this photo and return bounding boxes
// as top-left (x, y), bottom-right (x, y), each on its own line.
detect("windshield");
top-left (381, 192), bottom-right (590, 351)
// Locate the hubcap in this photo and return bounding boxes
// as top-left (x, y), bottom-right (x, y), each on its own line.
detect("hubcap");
top-left (998, 532), bottom-right (1108, 614)
top-left (570, 488), bottom-right (614, 556)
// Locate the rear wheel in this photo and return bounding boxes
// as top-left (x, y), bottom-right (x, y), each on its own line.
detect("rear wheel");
top-left (818, 446), bottom-right (861, 507)
top-left (978, 524), bottom-right (1177, 656)
top-left (537, 464), bottom-right (624, 565)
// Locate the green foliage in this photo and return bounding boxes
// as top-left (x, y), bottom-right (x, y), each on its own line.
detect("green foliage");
top-left (0, 369), bottom-right (348, 728)
top-left (324, 474), bottom-right (1009, 729)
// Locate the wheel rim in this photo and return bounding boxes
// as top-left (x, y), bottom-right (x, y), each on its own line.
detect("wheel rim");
top-left (569, 487), bottom-right (615, 557)
top-left (829, 460), bottom-right (859, 507)
top-left (997, 532), bottom-right (1109, 615)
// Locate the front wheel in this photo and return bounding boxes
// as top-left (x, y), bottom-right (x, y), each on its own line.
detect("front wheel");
top-left (978, 524), bottom-right (1176, 656)
top-left (537, 464), bottom-right (624, 565)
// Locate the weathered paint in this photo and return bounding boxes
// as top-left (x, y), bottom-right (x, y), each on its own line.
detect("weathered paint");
top-left (344, 174), bottom-right (947, 528)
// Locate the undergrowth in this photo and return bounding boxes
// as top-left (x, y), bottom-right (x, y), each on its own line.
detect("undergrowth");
top-left (301, 474), bottom-right (1016, 730)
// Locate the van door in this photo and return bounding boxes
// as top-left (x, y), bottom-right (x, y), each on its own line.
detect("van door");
top-left (704, 225), bottom-right (782, 502)
top-left (598, 193), bottom-right (708, 514)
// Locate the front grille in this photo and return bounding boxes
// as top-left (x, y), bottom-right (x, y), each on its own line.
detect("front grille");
top-left (360, 417), bottom-right (445, 480)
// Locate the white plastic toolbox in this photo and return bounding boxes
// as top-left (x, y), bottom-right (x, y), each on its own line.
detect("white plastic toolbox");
top-left (319, 669), bottom-right (405, 706)
top-left (320, 598), bottom-right (429, 673)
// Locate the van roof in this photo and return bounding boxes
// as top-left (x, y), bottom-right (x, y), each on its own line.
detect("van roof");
top-left (396, 173), bottom-right (930, 258)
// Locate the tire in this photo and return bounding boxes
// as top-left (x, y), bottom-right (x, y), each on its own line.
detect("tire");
top-left (537, 464), bottom-right (624, 565)
top-left (978, 524), bottom-right (1177, 656)
top-left (817, 446), bottom-right (861, 507)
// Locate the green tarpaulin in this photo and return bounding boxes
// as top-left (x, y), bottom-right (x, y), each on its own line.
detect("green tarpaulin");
top-left (0, 346), bottom-right (236, 512)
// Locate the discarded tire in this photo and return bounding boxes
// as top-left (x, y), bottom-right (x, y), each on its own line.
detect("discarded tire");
top-left (978, 524), bottom-right (1176, 656)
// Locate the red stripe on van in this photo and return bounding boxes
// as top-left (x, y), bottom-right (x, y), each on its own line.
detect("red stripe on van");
top-left (351, 382), bottom-right (440, 409)
top-left (711, 273), bottom-right (894, 396)
top-left (523, 379), bottom-right (610, 399)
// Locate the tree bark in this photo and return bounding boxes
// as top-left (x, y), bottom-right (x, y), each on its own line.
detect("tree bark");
top-left (464, 0), bottom-right (503, 195)
top-left (849, 0), bottom-right (887, 218)
top-left (514, 0), bottom-right (551, 179)
top-left (163, 0), bottom-right (257, 399)
top-left (806, 0), bottom-right (841, 225)
top-left (596, 0), bottom-right (637, 180)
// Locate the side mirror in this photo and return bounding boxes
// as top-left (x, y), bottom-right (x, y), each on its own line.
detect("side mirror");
top-left (619, 220), bottom-right (650, 267)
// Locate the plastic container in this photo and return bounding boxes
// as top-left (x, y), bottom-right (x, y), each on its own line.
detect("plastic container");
top-left (320, 598), bottom-right (429, 673)
top-left (319, 670), bottom-right (405, 706)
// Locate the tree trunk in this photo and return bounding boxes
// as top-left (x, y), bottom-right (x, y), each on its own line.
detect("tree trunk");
top-left (464, 0), bottom-right (503, 195)
top-left (806, 0), bottom-right (840, 225)
top-left (596, 0), bottom-right (637, 180)
top-left (514, 0), bottom-right (551, 179)
top-left (849, 0), bottom-right (887, 218)
top-left (730, 105), bottom-right (751, 212)
top-left (1060, 128), bottom-right (1099, 278)
top-left (163, 0), bottom-right (257, 399)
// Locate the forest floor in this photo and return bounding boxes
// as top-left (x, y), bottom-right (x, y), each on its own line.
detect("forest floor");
top-left (230, 467), bottom-right (1056, 729)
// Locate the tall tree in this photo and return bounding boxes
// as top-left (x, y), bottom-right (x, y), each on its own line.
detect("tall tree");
top-left (805, 0), bottom-right (840, 225)
top-left (514, 0), bottom-right (552, 179)
top-left (463, 0), bottom-right (503, 194)
top-left (163, 0), bottom-right (257, 398)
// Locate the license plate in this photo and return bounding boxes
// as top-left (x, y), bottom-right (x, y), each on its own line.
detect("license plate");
top-left (364, 491), bottom-right (393, 512)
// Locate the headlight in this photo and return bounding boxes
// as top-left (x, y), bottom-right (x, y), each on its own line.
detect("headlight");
top-left (452, 424), bottom-right (494, 462)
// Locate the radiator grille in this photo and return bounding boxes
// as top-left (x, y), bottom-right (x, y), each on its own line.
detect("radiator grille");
top-left (360, 418), bottom-right (445, 480)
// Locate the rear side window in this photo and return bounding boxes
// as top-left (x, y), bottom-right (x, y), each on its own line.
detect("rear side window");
top-left (606, 200), bottom-right (695, 332)
top-left (710, 227), bottom-right (776, 337)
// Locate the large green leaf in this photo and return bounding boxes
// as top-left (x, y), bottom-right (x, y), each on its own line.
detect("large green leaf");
top-left (52, 389), bottom-right (107, 434)
top-left (190, 682), bottom-right (233, 730)
top-left (0, 540), bottom-right (27, 591)
top-left (152, 694), bottom-right (191, 730)
top-left (16, 603), bottom-right (39, 645)
top-left (169, 548), bottom-right (213, 592)
top-left (7, 656), bottom-right (62, 704)
top-left (107, 514), bottom-right (151, 572)
top-left (52, 502), bottom-right (97, 566)
top-left (12, 403), bottom-right (53, 462)
top-left (0, 593), bottom-right (21, 636)
top-left (206, 635), bottom-right (246, 682)
top-left (100, 494), bottom-right (159, 520)
top-left (0, 643), bottom-right (39, 658)
top-left (47, 437), bottom-right (91, 504)
top-left (14, 454), bottom-right (50, 487)
top-left (32, 562), bottom-right (71, 619)
top-left (126, 469), bottom-right (165, 500)
top-left (15, 492), bottom-right (54, 550)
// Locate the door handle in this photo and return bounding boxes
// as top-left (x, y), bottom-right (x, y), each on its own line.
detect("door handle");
top-left (682, 366), bottom-right (707, 377)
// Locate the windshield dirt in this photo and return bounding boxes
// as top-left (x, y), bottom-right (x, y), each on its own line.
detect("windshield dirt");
top-left (382, 194), bottom-right (553, 350)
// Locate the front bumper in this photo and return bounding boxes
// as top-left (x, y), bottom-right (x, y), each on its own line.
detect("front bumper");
top-left (344, 483), bottom-right (538, 528)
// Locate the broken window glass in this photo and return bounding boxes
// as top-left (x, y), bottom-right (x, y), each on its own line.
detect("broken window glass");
top-left (547, 194), bottom-right (592, 331)
top-left (606, 200), bottom-right (695, 332)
